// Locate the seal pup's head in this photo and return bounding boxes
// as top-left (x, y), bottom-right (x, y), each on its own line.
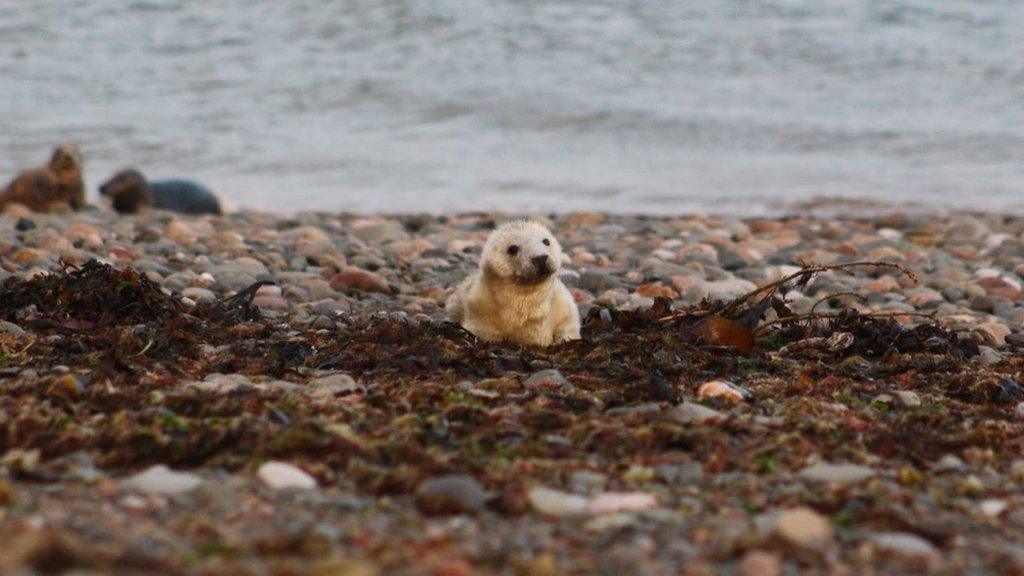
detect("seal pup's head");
top-left (99, 168), bottom-right (153, 214)
top-left (481, 220), bottom-right (563, 286)
top-left (49, 145), bottom-right (85, 209)
top-left (49, 145), bottom-right (81, 175)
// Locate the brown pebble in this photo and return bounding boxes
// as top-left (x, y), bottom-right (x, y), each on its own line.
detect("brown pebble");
top-left (635, 283), bottom-right (678, 299)
top-left (46, 375), bottom-right (83, 402)
top-left (0, 479), bottom-right (12, 505)
top-left (330, 266), bottom-right (390, 293)
top-left (774, 507), bottom-right (833, 549)
top-left (697, 379), bottom-right (753, 403)
top-left (738, 550), bottom-right (780, 576)
top-left (11, 248), bottom-right (50, 266)
top-left (973, 322), bottom-right (1011, 347)
top-left (977, 277), bottom-right (1021, 301)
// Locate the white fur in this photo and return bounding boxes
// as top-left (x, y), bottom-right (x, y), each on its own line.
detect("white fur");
top-left (447, 221), bottom-right (581, 346)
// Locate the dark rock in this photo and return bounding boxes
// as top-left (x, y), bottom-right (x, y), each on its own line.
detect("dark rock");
top-left (970, 295), bottom-right (1001, 313)
top-left (996, 378), bottom-right (1024, 404)
top-left (1006, 334), bottom-right (1024, 348)
top-left (415, 474), bottom-right (489, 516)
top-left (716, 247), bottom-right (750, 271)
top-left (524, 369), bottom-right (573, 394)
top-left (578, 270), bottom-right (622, 293)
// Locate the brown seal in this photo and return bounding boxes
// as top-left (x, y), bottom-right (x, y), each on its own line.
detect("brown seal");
top-left (0, 145), bottom-right (85, 212)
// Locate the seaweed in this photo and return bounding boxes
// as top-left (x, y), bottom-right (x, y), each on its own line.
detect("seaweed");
top-left (0, 260), bottom-right (266, 368)
top-left (1, 257), bottom-right (1021, 574)
top-left (0, 260), bottom-right (183, 327)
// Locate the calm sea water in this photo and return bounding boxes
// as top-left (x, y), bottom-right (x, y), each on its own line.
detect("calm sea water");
top-left (1, 0), bottom-right (1023, 214)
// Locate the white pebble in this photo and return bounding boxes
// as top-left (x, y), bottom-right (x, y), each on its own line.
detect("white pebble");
top-left (528, 486), bottom-right (589, 518)
top-left (258, 461), bottom-right (317, 490)
top-left (123, 465), bottom-right (202, 495)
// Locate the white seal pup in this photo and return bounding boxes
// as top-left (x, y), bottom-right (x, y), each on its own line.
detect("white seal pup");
top-left (447, 220), bottom-right (581, 346)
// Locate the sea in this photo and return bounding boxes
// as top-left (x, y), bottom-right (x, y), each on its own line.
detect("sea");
top-left (2, 0), bottom-right (1023, 214)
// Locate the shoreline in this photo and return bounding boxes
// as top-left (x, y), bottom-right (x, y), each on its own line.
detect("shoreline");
top-left (2, 207), bottom-right (1024, 574)
top-left (3, 206), bottom-right (1023, 335)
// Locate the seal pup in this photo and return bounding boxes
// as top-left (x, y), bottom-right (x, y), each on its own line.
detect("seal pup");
top-left (99, 169), bottom-right (222, 215)
top-left (447, 220), bottom-right (580, 346)
top-left (0, 145), bottom-right (85, 212)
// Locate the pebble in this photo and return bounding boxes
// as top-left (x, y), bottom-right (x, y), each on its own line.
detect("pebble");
top-left (182, 286), bottom-right (217, 303)
top-left (123, 465), bottom-right (202, 495)
top-left (446, 239), bottom-right (478, 254)
top-left (971, 292), bottom-right (1006, 311)
top-left (866, 532), bottom-right (940, 560)
top-left (892, 390), bottom-right (922, 407)
top-left (253, 294), bottom-right (289, 311)
top-left (773, 507), bottom-right (833, 549)
top-left (906, 288), bottom-right (944, 308)
top-left (165, 220), bottom-right (198, 246)
top-left (1013, 401), bottom-right (1024, 421)
top-left (738, 550), bottom-right (781, 576)
top-left (577, 271), bottom-right (622, 293)
top-left (281, 225), bottom-right (332, 247)
top-left (265, 380), bottom-right (300, 392)
top-left (384, 238), bottom-right (434, 260)
top-left (414, 474), bottom-right (489, 515)
top-left (187, 373), bottom-right (253, 394)
top-left (798, 463), bottom-right (875, 486)
top-left (11, 247), bottom-right (51, 266)
top-left (704, 278), bottom-right (757, 301)
top-left (977, 346), bottom-right (1002, 366)
top-left (524, 369), bottom-right (573, 394)
top-left (670, 275), bottom-right (706, 301)
top-left (635, 283), bottom-right (677, 299)
top-left (670, 401), bottom-right (726, 425)
top-left (976, 277), bottom-right (1021, 301)
top-left (308, 373), bottom-right (362, 394)
top-left (0, 321), bottom-right (26, 337)
top-left (350, 221), bottom-right (408, 244)
top-left (230, 257), bottom-right (270, 275)
top-left (257, 461), bottom-right (318, 490)
top-left (866, 276), bottom-right (901, 293)
top-left (528, 486), bottom-right (589, 518)
top-left (932, 454), bottom-right (966, 473)
top-left (311, 299), bottom-right (351, 316)
top-left (567, 471), bottom-right (608, 493)
top-left (980, 499), bottom-right (1007, 517)
top-left (47, 374), bottom-right (85, 401)
top-left (654, 461), bottom-right (704, 484)
top-left (697, 379), bottom-right (753, 403)
top-left (330, 266), bottom-right (390, 293)
top-left (586, 492), bottom-right (657, 515)
top-left (973, 322), bottom-right (1011, 346)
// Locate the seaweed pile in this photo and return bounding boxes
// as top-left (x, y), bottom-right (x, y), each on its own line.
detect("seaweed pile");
top-left (0, 260), bottom-right (267, 375)
top-left (2, 258), bottom-right (1023, 574)
top-left (0, 259), bottom-right (1002, 464)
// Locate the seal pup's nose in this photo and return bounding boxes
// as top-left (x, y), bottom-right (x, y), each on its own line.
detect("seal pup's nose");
top-left (531, 254), bottom-right (550, 273)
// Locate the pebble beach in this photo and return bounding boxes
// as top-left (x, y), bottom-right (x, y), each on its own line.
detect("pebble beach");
top-left (3, 206), bottom-right (1024, 575)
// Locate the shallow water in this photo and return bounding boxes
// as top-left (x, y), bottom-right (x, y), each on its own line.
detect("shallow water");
top-left (2, 0), bottom-right (1023, 214)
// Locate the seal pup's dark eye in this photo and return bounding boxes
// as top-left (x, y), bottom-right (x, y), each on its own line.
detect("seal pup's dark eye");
top-left (542, 238), bottom-right (551, 246)
top-left (507, 245), bottom-right (519, 256)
